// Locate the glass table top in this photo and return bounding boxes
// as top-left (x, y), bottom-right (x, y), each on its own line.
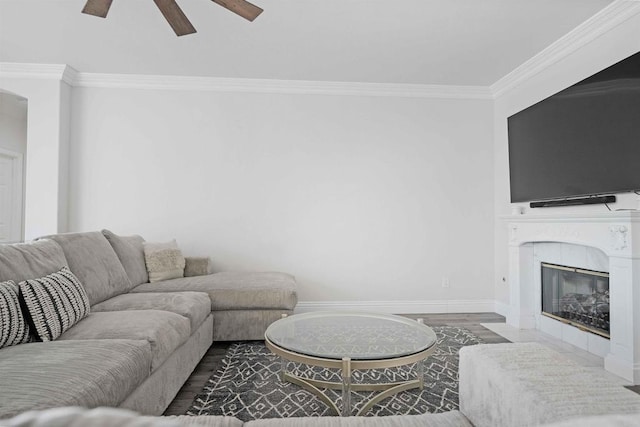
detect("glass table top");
top-left (265, 311), bottom-right (437, 360)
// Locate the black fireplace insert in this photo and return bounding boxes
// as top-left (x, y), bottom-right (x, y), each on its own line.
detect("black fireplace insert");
top-left (541, 262), bottom-right (610, 338)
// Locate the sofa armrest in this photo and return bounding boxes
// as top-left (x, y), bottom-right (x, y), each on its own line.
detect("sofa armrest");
top-left (184, 257), bottom-right (212, 277)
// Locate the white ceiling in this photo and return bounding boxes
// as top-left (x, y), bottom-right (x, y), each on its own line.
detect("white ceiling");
top-left (0, 0), bottom-right (613, 86)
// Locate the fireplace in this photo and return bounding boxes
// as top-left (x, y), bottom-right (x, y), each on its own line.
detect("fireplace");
top-left (541, 263), bottom-right (610, 339)
top-left (504, 211), bottom-right (640, 384)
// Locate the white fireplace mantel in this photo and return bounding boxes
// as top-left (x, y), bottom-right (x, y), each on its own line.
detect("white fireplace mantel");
top-left (504, 211), bottom-right (640, 384)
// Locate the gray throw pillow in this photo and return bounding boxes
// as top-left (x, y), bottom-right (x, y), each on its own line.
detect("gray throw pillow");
top-left (19, 266), bottom-right (90, 342)
top-left (143, 240), bottom-right (186, 283)
top-left (102, 230), bottom-right (149, 286)
top-left (0, 280), bottom-right (31, 348)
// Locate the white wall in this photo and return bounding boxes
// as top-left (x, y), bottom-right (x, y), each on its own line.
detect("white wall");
top-left (493, 11), bottom-right (640, 310)
top-left (69, 87), bottom-right (494, 306)
top-left (0, 92), bottom-right (27, 155)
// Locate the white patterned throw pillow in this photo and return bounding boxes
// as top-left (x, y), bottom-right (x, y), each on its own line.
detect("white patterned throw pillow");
top-left (19, 266), bottom-right (90, 342)
top-left (143, 239), bottom-right (186, 283)
top-left (0, 280), bottom-right (31, 348)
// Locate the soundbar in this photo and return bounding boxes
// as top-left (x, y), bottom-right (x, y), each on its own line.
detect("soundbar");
top-left (530, 195), bottom-right (616, 208)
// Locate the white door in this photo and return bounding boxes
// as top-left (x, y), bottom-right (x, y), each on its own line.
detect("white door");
top-left (0, 149), bottom-right (23, 243)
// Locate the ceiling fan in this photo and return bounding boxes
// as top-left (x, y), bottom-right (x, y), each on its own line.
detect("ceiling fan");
top-left (81, 0), bottom-right (263, 36)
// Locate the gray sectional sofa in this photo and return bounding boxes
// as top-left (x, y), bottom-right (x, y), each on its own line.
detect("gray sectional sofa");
top-left (0, 230), bottom-right (297, 419)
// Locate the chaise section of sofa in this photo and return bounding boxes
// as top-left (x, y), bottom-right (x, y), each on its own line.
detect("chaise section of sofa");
top-left (99, 228), bottom-right (297, 341)
top-left (131, 271), bottom-right (298, 340)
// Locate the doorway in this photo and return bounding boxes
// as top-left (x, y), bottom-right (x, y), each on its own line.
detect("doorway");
top-left (0, 149), bottom-right (24, 242)
top-left (0, 91), bottom-right (27, 243)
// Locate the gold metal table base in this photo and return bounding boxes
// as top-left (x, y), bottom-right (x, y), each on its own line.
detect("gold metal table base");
top-left (281, 370), bottom-right (424, 416)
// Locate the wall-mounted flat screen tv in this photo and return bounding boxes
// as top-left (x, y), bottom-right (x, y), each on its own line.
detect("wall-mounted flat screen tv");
top-left (507, 50), bottom-right (640, 203)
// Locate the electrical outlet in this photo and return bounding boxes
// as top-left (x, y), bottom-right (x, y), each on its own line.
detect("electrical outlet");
top-left (441, 277), bottom-right (450, 288)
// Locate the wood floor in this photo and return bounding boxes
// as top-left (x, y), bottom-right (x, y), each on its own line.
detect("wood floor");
top-left (163, 312), bottom-right (508, 415)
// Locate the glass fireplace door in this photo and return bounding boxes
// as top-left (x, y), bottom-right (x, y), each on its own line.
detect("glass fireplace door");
top-left (541, 263), bottom-right (610, 338)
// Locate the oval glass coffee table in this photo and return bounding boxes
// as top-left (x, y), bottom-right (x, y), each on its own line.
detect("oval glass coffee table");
top-left (264, 311), bottom-right (437, 417)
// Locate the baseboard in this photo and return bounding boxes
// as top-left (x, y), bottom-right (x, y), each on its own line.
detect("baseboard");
top-left (294, 299), bottom-right (497, 314)
top-left (605, 353), bottom-right (638, 384)
top-left (494, 300), bottom-right (510, 317)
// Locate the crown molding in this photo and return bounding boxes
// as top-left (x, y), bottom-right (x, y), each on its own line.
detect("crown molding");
top-left (0, 63), bottom-right (72, 81)
top-left (491, 0), bottom-right (640, 98)
top-left (60, 66), bottom-right (79, 86)
top-left (0, 63), bottom-right (80, 86)
top-left (72, 73), bottom-right (493, 99)
top-left (0, 63), bottom-right (492, 99)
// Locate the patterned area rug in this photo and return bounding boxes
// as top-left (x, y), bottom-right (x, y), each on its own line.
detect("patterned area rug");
top-left (187, 326), bottom-right (482, 421)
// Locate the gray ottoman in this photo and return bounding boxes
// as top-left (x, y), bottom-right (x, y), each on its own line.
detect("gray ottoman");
top-left (459, 343), bottom-right (640, 427)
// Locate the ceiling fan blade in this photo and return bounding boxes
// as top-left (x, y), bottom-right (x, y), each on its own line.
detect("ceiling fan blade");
top-left (153, 0), bottom-right (197, 36)
top-left (211, 0), bottom-right (263, 22)
top-left (81, 0), bottom-right (113, 18)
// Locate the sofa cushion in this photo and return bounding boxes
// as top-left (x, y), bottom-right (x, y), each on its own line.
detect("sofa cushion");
top-left (166, 415), bottom-right (244, 427)
top-left (0, 280), bottom-right (30, 348)
top-left (3, 408), bottom-right (244, 427)
top-left (43, 231), bottom-right (133, 305)
top-left (131, 271), bottom-right (297, 311)
top-left (58, 310), bottom-right (190, 371)
top-left (4, 407), bottom-right (181, 427)
top-left (19, 266), bottom-right (90, 342)
top-left (243, 411), bottom-right (473, 426)
top-left (91, 292), bottom-right (210, 332)
top-left (0, 339), bottom-right (152, 419)
top-left (0, 239), bottom-right (67, 283)
top-left (143, 240), bottom-right (185, 283)
top-left (102, 229), bottom-right (149, 287)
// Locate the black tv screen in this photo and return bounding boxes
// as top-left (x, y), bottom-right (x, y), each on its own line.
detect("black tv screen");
top-left (507, 50), bottom-right (640, 203)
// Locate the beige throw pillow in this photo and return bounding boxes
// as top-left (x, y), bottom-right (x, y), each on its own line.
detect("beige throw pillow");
top-left (143, 240), bottom-right (186, 283)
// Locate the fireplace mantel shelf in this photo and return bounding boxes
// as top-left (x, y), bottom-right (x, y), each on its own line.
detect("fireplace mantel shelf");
top-left (501, 210), bottom-right (640, 223)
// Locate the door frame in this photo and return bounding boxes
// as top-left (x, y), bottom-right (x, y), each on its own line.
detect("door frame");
top-left (0, 147), bottom-right (24, 243)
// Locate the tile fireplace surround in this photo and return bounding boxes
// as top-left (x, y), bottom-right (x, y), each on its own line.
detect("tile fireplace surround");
top-left (505, 211), bottom-right (640, 384)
